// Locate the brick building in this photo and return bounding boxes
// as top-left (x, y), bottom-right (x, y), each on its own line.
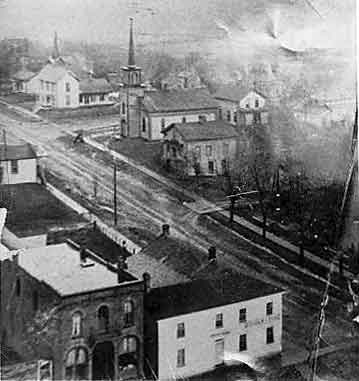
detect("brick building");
top-left (1, 241), bottom-right (146, 380)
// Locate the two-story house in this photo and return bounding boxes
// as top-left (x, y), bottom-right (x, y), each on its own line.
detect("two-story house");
top-left (144, 274), bottom-right (284, 380)
top-left (0, 143), bottom-right (40, 184)
top-left (214, 85), bottom-right (269, 128)
top-left (162, 120), bottom-right (238, 176)
top-left (0, 241), bottom-right (146, 380)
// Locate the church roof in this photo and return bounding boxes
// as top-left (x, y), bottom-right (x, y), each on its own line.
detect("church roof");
top-left (0, 143), bottom-right (37, 161)
top-left (12, 69), bottom-right (36, 81)
top-left (142, 89), bottom-right (218, 113)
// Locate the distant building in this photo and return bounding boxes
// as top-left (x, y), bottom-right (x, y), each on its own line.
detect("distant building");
top-left (15, 32), bottom-right (113, 110)
top-left (214, 85), bottom-right (269, 127)
top-left (0, 143), bottom-right (40, 184)
top-left (140, 89), bottom-right (219, 141)
top-left (144, 273), bottom-right (284, 380)
top-left (162, 120), bottom-right (238, 176)
top-left (160, 68), bottom-right (205, 91)
top-left (11, 69), bottom-right (36, 93)
top-left (1, 241), bottom-right (145, 380)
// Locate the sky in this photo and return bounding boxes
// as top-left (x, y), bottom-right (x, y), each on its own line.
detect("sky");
top-left (0, 0), bottom-right (355, 55)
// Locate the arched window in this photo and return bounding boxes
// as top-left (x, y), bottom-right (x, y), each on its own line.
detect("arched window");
top-left (98, 305), bottom-right (110, 332)
top-left (72, 312), bottom-right (82, 337)
top-left (124, 301), bottom-right (134, 326)
top-left (65, 347), bottom-right (89, 380)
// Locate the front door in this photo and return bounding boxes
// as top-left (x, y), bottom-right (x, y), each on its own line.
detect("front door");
top-left (92, 341), bottom-right (115, 380)
top-left (215, 338), bottom-right (224, 366)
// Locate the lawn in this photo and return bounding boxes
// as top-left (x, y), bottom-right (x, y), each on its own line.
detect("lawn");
top-left (0, 183), bottom-right (85, 237)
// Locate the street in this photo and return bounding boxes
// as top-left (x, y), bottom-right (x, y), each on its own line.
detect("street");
top-left (0, 108), bottom-right (354, 361)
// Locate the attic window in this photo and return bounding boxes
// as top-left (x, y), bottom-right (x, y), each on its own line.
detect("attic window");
top-left (255, 99), bottom-right (259, 108)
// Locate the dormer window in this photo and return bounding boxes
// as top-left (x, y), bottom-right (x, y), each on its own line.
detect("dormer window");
top-left (72, 312), bottom-right (83, 337)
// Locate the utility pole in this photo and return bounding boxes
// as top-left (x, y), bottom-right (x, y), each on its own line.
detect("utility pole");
top-left (113, 161), bottom-right (118, 226)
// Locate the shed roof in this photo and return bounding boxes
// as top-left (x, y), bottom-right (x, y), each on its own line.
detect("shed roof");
top-left (12, 243), bottom-right (137, 296)
top-left (142, 89), bottom-right (218, 113)
top-left (165, 120), bottom-right (238, 141)
top-left (0, 143), bottom-right (37, 161)
top-left (79, 77), bottom-right (112, 94)
top-left (146, 274), bottom-right (283, 320)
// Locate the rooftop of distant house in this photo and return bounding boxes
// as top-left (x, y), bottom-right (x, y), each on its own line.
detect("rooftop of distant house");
top-left (79, 77), bottom-right (113, 94)
top-left (214, 84), bottom-right (267, 103)
top-left (4, 242), bottom-right (137, 296)
top-left (0, 143), bottom-right (37, 162)
top-left (164, 120), bottom-right (238, 141)
top-left (1, 183), bottom-right (85, 237)
top-left (36, 61), bottom-right (78, 82)
top-left (146, 270), bottom-right (284, 320)
top-left (11, 69), bottom-right (36, 81)
top-left (142, 88), bottom-right (219, 113)
top-left (1, 360), bottom-right (39, 380)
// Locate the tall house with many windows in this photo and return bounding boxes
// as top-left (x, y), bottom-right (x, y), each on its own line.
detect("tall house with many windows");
top-left (0, 241), bottom-right (145, 380)
top-left (144, 275), bottom-right (284, 380)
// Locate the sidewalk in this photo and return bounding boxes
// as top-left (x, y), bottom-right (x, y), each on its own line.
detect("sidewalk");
top-left (79, 135), bottom-right (352, 281)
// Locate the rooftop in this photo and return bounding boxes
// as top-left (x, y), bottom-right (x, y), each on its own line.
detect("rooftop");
top-left (35, 61), bottom-right (78, 83)
top-left (214, 85), bottom-right (266, 103)
top-left (146, 270), bottom-right (283, 320)
top-left (142, 88), bottom-right (218, 113)
top-left (12, 242), bottom-right (136, 296)
top-left (166, 120), bottom-right (238, 141)
top-left (79, 77), bottom-right (113, 94)
top-left (12, 69), bottom-right (36, 81)
top-left (0, 143), bottom-right (37, 161)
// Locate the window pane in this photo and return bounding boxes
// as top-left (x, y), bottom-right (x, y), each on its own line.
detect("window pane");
top-left (267, 327), bottom-right (274, 343)
top-left (177, 349), bottom-right (185, 367)
top-left (266, 302), bottom-right (273, 315)
top-left (239, 308), bottom-right (246, 322)
top-left (215, 313), bottom-right (223, 328)
top-left (239, 334), bottom-right (247, 351)
top-left (177, 323), bottom-right (185, 338)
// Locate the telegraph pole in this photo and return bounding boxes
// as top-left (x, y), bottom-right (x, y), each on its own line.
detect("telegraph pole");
top-left (113, 161), bottom-right (118, 226)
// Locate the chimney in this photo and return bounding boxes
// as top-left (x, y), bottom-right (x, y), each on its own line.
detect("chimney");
top-left (162, 224), bottom-right (170, 237)
top-left (80, 246), bottom-right (87, 265)
top-left (208, 246), bottom-right (216, 263)
top-left (117, 255), bottom-right (128, 282)
top-left (143, 272), bottom-right (151, 293)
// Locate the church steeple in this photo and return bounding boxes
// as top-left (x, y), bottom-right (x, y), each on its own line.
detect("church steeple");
top-left (52, 31), bottom-right (60, 60)
top-left (128, 18), bottom-right (135, 67)
top-left (121, 18), bottom-right (142, 88)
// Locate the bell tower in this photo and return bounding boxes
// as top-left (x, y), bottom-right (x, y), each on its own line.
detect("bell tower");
top-left (121, 18), bottom-right (142, 87)
top-left (120, 18), bottom-right (145, 138)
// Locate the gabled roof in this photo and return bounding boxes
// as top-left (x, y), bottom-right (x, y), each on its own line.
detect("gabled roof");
top-left (34, 62), bottom-right (78, 83)
top-left (165, 120), bottom-right (238, 141)
top-left (12, 69), bottom-right (36, 81)
top-left (79, 77), bottom-right (113, 94)
top-left (214, 85), bottom-right (266, 102)
top-left (0, 143), bottom-right (37, 161)
top-left (142, 89), bottom-right (218, 113)
top-left (146, 273), bottom-right (283, 320)
top-left (12, 243), bottom-right (137, 296)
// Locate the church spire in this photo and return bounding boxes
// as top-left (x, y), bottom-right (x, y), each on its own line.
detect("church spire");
top-left (128, 18), bottom-right (135, 67)
top-left (52, 31), bottom-right (60, 60)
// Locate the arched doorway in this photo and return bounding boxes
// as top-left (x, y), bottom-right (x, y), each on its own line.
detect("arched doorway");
top-left (92, 341), bottom-right (115, 380)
